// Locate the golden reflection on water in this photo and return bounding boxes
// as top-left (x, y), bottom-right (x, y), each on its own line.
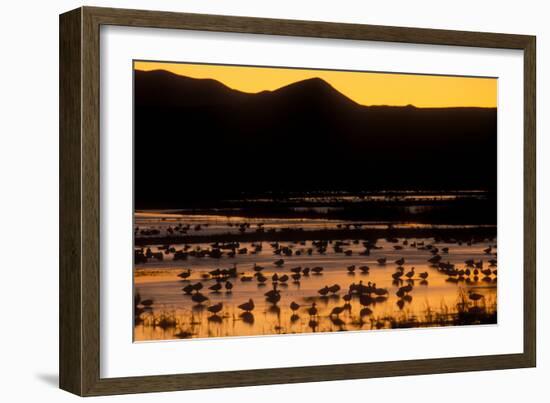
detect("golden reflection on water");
top-left (134, 237), bottom-right (497, 341)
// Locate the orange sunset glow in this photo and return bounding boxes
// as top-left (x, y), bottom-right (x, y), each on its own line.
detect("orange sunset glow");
top-left (134, 60), bottom-right (497, 108)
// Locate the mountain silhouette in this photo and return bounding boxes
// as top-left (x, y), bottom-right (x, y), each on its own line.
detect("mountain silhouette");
top-left (134, 69), bottom-right (497, 208)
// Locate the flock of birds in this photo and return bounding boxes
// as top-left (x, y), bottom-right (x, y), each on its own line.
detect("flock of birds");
top-left (135, 236), bottom-right (497, 334)
top-left (134, 218), bottom-right (452, 240)
top-left (136, 221), bottom-right (279, 239)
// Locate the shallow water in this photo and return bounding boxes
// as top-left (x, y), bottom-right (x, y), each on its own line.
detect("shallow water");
top-left (135, 212), bottom-right (495, 239)
top-left (134, 235), bottom-right (497, 341)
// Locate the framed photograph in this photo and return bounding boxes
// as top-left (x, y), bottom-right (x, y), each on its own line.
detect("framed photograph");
top-left (59, 6), bottom-right (536, 396)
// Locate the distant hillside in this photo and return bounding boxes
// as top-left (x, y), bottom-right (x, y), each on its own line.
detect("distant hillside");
top-left (134, 69), bottom-right (497, 208)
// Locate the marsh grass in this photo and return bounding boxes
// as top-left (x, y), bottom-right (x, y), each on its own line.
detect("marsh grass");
top-left (379, 289), bottom-right (497, 329)
top-left (134, 287), bottom-right (497, 340)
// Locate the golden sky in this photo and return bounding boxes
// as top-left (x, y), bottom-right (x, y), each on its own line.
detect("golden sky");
top-left (134, 61), bottom-right (497, 108)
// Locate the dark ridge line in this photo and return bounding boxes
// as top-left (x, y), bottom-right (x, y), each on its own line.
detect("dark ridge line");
top-left (135, 69), bottom-right (497, 110)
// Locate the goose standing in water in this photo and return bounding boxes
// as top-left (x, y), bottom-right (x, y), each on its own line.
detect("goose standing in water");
top-left (328, 284), bottom-right (341, 295)
top-left (401, 283), bottom-right (413, 293)
top-left (398, 283), bottom-right (413, 295)
top-left (238, 299), bottom-right (255, 312)
top-left (359, 294), bottom-right (374, 307)
top-left (225, 281), bottom-right (233, 293)
top-left (290, 266), bottom-right (302, 274)
top-left (481, 268), bottom-right (493, 277)
top-left (359, 265), bottom-right (370, 274)
top-left (396, 299), bottom-right (405, 310)
top-left (330, 306), bottom-right (346, 317)
top-left (182, 284), bottom-right (194, 295)
top-left (360, 307), bottom-right (373, 317)
top-left (264, 283), bottom-right (279, 299)
top-left (307, 303), bottom-right (318, 317)
top-left (311, 266), bottom-right (324, 275)
top-left (191, 292), bottom-right (208, 305)
top-left (342, 293), bottom-right (352, 304)
top-left (177, 269), bottom-right (191, 280)
top-left (392, 271), bottom-right (404, 281)
top-left (207, 302), bottom-right (223, 315)
top-left (318, 286), bottom-right (330, 297)
top-left (290, 301), bottom-right (300, 312)
top-left (429, 255), bottom-right (442, 264)
top-left (209, 282), bottom-right (222, 293)
top-left (405, 267), bottom-right (415, 279)
top-left (373, 287), bottom-right (388, 297)
top-left (209, 268), bottom-right (221, 278)
top-left (266, 290), bottom-right (281, 305)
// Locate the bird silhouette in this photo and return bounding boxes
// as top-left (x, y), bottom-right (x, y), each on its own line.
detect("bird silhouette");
top-left (238, 299), bottom-right (255, 312)
top-left (360, 307), bottom-right (373, 317)
top-left (290, 301), bottom-right (300, 312)
top-left (330, 306), bottom-right (346, 317)
top-left (225, 281), bottom-right (233, 292)
top-left (311, 266), bottom-right (324, 275)
top-left (207, 302), bottom-right (223, 315)
top-left (191, 292), bottom-right (208, 304)
top-left (328, 284), bottom-right (341, 294)
top-left (307, 303), bottom-right (318, 317)
top-left (209, 283), bottom-right (222, 293)
top-left (177, 269), bottom-right (191, 280)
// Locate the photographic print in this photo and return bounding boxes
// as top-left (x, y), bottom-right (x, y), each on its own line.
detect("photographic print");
top-left (132, 61), bottom-right (498, 341)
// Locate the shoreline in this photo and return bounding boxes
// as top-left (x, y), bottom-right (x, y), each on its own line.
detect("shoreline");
top-left (134, 226), bottom-right (497, 246)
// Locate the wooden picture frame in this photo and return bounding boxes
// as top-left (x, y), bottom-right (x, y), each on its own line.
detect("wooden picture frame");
top-left (60, 6), bottom-right (536, 396)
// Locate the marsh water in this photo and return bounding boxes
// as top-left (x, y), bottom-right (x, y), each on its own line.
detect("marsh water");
top-left (134, 209), bottom-right (497, 341)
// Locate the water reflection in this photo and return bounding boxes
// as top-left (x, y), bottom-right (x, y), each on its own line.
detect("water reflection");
top-left (134, 231), bottom-right (497, 341)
